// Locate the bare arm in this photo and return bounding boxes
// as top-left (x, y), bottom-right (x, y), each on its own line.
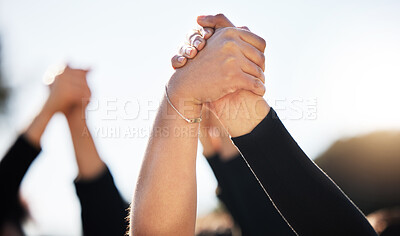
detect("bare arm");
top-left (130, 21), bottom-right (266, 235)
top-left (64, 69), bottom-right (128, 236)
top-left (209, 90), bottom-right (270, 138)
top-left (130, 95), bottom-right (201, 235)
top-left (24, 101), bottom-right (55, 147)
top-left (66, 108), bottom-right (106, 180)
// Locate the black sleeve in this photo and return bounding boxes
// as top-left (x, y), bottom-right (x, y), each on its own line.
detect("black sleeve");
top-left (231, 108), bottom-right (378, 236)
top-left (206, 154), bottom-right (243, 229)
top-left (74, 167), bottom-right (129, 236)
top-left (0, 135), bottom-right (41, 226)
top-left (206, 154), bottom-right (295, 236)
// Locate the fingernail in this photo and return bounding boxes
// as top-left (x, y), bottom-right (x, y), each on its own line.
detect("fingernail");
top-left (185, 47), bottom-right (193, 56)
top-left (178, 56), bottom-right (185, 63)
top-left (200, 28), bottom-right (207, 37)
top-left (193, 40), bottom-right (201, 48)
top-left (198, 15), bottom-right (206, 20)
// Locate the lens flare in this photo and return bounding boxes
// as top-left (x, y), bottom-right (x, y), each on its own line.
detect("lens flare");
top-left (43, 64), bottom-right (66, 85)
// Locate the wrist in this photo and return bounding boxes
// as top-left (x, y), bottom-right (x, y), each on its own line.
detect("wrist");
top-left (66, 106), bottom-right (86, 123)
top-left (213, 91), bottom-right (270, 137)
top-left (166, 75), bottom-right (202, 121)
top-left (168, 71), bottom-right (202, 104)
top-left (42, 100), bottom-right (57, 117)
top-left (167, 92), bottom-right (203, 122)
top-left (199, 136), bottom-right (219, 158)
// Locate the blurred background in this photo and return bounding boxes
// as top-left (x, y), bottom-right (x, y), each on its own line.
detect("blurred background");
top-left (1, 0), bottom-right (400, 234)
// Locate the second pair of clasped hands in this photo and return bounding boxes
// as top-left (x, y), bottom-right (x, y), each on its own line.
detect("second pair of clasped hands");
top-left (166, 14), bottom-right (271, 137)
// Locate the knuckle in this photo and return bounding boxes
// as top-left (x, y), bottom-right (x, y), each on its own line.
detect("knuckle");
top-left (257, 53), bottom-right (266, 70)
top-left (193, 34), bottom-right (202, 40)
top-left (223, 27), bottom-right (236, 36)
top-left (186, 29), bottom-right (198, 40)
top-left (189, 34), bottom-right (200, 43)
top-left (191, 35), bottom-right (203, 44)
top-left (225, 71), bottom-right (236, 81)
top-left (260, 68), bottom-right (265, 78)
top-left (171, 56), bottom-right (177, 64)
top-left (260, 37), bottom-right (267, 51)
top-left (222, 85), bottom-right (235, 95)
top-left (171, 55), bottom-right (182, 68)
top-left (259, 52), bottom-right (266, 64)
top-left (254, 79), bottom-right (265, 91)
top-left (259, 83), bottom-right (266, 94)
top-left (224, 68), bottom-right (240, 83)
top-left (255, 66), bottom-right (263, 78)
top-left (215, 13), bottom-right (226, 20)
top-left (221, 39), bottom-right (236, 50)
top-left (223, 55), bottom-right (237, 67)
top-left (201, 27), bottom-right (214, 38)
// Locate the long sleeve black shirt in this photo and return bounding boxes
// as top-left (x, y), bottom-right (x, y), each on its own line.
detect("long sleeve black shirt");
top-left (231, 108), bottom-right (378, 236)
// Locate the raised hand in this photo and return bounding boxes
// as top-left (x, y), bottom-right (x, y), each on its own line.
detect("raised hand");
top-left (131, 14), bottom-right (268, 236)
top-left (171, 14), bottom-right (270, 137)
top-left (23, 65), bottom-right (91, 147)
top-left (45, 65), bottom-right (91, 115)
top-left (167, 15), bottom-right (267, 119)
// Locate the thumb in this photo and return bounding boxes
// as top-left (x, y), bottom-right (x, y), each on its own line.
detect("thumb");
top-left (197, 14), bottom-right (235, 29)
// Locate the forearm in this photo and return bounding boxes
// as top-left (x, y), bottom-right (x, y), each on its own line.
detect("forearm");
top-left (74, 167), bottom-right (128, 236)
top-left (231, 109), bottom-right (376, 235)
top-left (216, 153), bottom-right (295, 235)
top-left (130, 97), bottom-right (201, 236)
top-left (217, 92), bottom-right (377, 235)
top-left (24, 101), bottom-right (55, 148)
top-left (0, 135), bottom-right (41, 201)
top-left (66, 108), bottom-right (105, 180)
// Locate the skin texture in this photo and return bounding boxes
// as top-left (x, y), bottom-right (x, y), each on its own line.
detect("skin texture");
top-left (130, 14), bottom-right (267, 236)
top-left (66, 108), bottom-right (106, 180)
top-left (130, 97), bottom-right (200, 235)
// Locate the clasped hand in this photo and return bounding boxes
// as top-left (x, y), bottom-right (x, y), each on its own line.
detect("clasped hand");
top-left (168, 14), bottom-right (271, 137)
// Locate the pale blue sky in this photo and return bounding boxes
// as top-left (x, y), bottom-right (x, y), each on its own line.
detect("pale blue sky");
top-left (1, 0), bottom-right (400, 234)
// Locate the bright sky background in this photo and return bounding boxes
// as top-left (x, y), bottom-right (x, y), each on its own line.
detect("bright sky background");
top-left (1, 0), bottom-right (400, 234)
